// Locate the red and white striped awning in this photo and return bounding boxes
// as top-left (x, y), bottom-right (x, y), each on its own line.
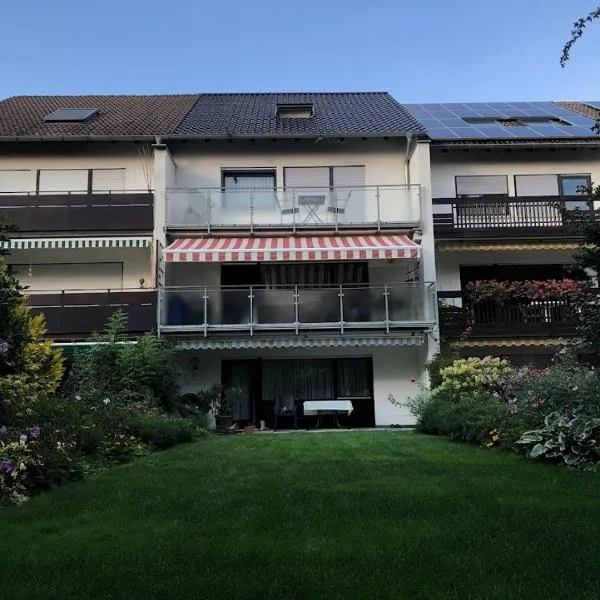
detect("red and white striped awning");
top-left (164, 235), bottom-right (420, 263)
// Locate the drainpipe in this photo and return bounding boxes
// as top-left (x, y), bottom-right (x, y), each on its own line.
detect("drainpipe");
top-left (404, 134), bottom-right (418, 185)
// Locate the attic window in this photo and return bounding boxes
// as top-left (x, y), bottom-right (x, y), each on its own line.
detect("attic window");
top-left (464, 116), bottom-right (572, 127)
top-left (276, 104), bottom-right (314, 119)
top-left (43, 108), bottom-right (99, 122)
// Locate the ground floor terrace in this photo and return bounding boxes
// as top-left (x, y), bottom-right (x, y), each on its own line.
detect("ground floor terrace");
top-left (175, 342), bottom-right (429, 427)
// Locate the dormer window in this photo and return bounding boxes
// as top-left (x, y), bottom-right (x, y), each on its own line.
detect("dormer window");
top-left (43, 108), bottom-right (99, 122)
top-left (276, 103), bottom-right (314, 119)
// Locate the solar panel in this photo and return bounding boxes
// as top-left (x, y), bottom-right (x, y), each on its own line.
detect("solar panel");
top-left (402, 102), bottom-right (600, 141)
top-left (44, 108), bottom-right (99, 122)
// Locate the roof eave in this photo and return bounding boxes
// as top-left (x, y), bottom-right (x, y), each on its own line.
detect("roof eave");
top-left (432, 138), bottom-right (600, 149)
top-left (0, 134), bottom-right (157, 143)
top-left (165, 131), bottom-right (427, 141)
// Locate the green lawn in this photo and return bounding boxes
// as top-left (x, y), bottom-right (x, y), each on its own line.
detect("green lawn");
top-left (2, 432), bottom-right (600, 600)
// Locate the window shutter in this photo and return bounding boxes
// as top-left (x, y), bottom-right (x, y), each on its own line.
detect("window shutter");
top-left (92, 169), bottom-right (126, 192)
top-left (456, 175), bottom-right (508, 197)
top-left (515, 175), bottom-right (559, 197)
top-left (39, 169), bottom-right (88, 194)
top-left (284, 167), bottom-right (330, 188)
top-left (0, 170), bottom-right (35, 194)
top-left (332, 166), bottom-right (365, 188)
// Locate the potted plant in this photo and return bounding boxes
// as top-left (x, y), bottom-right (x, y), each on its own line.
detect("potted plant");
top-left (208, 385), bottom-right (245, 434)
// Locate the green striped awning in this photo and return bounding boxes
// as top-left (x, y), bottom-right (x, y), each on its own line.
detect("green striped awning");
top-left (2, 236), bottom-right (152, 250)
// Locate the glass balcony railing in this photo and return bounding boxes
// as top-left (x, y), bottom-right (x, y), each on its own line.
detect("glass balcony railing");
top-left (166, 185), bottom-right (421, 230)
top-left (159, 283), bottom-right (436, 334)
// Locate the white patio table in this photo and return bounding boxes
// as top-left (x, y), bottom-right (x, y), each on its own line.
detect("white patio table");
top-left (303, 400), bottom-right (354, 428)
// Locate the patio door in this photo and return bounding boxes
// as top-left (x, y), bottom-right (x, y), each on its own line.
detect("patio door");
top-left (222, 360), bottom-right (257, 423)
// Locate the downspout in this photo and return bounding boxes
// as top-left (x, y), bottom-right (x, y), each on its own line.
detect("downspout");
top-left (404, 134), bottom-right (418, 185)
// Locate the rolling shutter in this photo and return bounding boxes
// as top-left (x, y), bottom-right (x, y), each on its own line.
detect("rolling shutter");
top-left (284, 167), bottom-right (330, 188)
top-left (333, 166), bottom-right (365, 187)
top-left (515, 175), bottom-right (559, 197)
top-left (92, 169), bottom-right (126, 192)
top-left (39, 169), bottom-right (88, 194)
top-left (456, 175), bottom-right (508, 197)
top-left (0, 170), bottom-right (35, 194)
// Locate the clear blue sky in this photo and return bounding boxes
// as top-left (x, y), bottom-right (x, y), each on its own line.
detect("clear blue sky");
top-left (1, 0), bottom-right (599, 102)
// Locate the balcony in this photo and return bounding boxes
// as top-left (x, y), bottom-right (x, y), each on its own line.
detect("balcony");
top-left (438, 291), bottom-right (578, 339)
top-left (27, 290), bottom-right (157, 338)
top-left (433, 196), bottom-right (593, 240)
top-left (166, 185), bottom-right (421, 232)
top-left (160, 283), bottom-right (436, 334)
top-left (0, 191), bottom-right (154, 233)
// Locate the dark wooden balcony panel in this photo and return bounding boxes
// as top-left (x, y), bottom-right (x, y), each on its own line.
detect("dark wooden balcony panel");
top-left (438, 291), bottom-right (578, 339)
top-left (28, 290), bottom-right (156, 336)
top-left (0, 193), bottom-right (154, 232)
top-left (433, 196), bottom-right (593, 240)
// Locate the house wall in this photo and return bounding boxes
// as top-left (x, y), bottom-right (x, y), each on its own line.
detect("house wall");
top-left (176, 344), bottom-right (427, 426)
top-left (0, 142), bottom-right (153, 191)
top-left (436, 248), bottom-right (576, 292)
top-left (170, 139), bottom-right (409, 188)
top-left (7, 247), bottom-right (152, 291)
top-left (430, 147), bottom-right (600, 199)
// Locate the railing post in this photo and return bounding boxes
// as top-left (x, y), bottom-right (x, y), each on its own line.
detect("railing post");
top-left (384, 284), bottom-right (390, 334)
top-left (249, 286), bottom-right (254, 336)
top-left (292, 189), bottom-right (297, 234)
top-left (294, 285), bottom-right (299, 335)
top-left (339, 284), bottom-right (344, 334)
top-left (376, 186), bottom-right (381, 232)
top-left (203, 287), bottom-right (208, 338)
top-left (207, 191), bottom-right (212, 235)
top-left (249, 192), bottom-right (254, 234)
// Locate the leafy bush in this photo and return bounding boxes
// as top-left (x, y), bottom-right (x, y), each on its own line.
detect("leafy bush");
top-left (125, 415), bottom-right (204, 450)
top-left (98, 434), bottom-right (148, 465)
top-left (66, 312), bottom-right (179, 411)
top-left (416, 394), bottom-right (508, 445)
top-left (516, 411), bottom-right (600, 467)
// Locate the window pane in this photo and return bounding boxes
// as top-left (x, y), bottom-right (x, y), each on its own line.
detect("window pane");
top-left (561, 177), bottom-right (589, 196)
top-left (262, 360), bottom-right (294, 402)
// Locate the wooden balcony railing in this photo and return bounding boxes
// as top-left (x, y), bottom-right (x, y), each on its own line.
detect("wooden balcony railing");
top-left (433, 196), bottom-right (593, 240)
top-left (26, 289), bottom-right (157, 337)
top-left (0, 191), bottom-right (154, 232)
top-left (438, 291), bottom-right (580, 339)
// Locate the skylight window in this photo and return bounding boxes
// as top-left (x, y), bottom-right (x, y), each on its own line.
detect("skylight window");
top-left (463, 116), bottom-right (572, 127)
top-left (43, 108), bottom-right (99, 122)
top-left (276, 104), bottom-right (314, 119)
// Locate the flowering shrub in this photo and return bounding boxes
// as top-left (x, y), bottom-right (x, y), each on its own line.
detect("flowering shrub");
top-left (0, 430), bottom-right (44, 505)
top-left (432, 356), bottom-right (512, 403)
top-left (466, 279), bottom-right (589, 303)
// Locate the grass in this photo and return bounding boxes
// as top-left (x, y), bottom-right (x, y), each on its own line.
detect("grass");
top-left (2, 432), bottom-right (600, 600)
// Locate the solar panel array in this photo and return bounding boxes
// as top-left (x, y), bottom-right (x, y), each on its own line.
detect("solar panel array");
top-left (402, 102), bottom-right (600, 141)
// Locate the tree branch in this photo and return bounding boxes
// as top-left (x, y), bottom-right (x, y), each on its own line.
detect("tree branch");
top-left (561, 7), bottom-right (600, 66)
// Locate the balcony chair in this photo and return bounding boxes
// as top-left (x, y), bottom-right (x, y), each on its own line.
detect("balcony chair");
top-left (273, 395), bottom-right (299, 430)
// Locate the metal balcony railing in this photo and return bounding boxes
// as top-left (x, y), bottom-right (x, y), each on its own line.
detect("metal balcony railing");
top-left (159, 282), bottom-right (436, 335)
top-left (166, 185), bottom-right (422, 231)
